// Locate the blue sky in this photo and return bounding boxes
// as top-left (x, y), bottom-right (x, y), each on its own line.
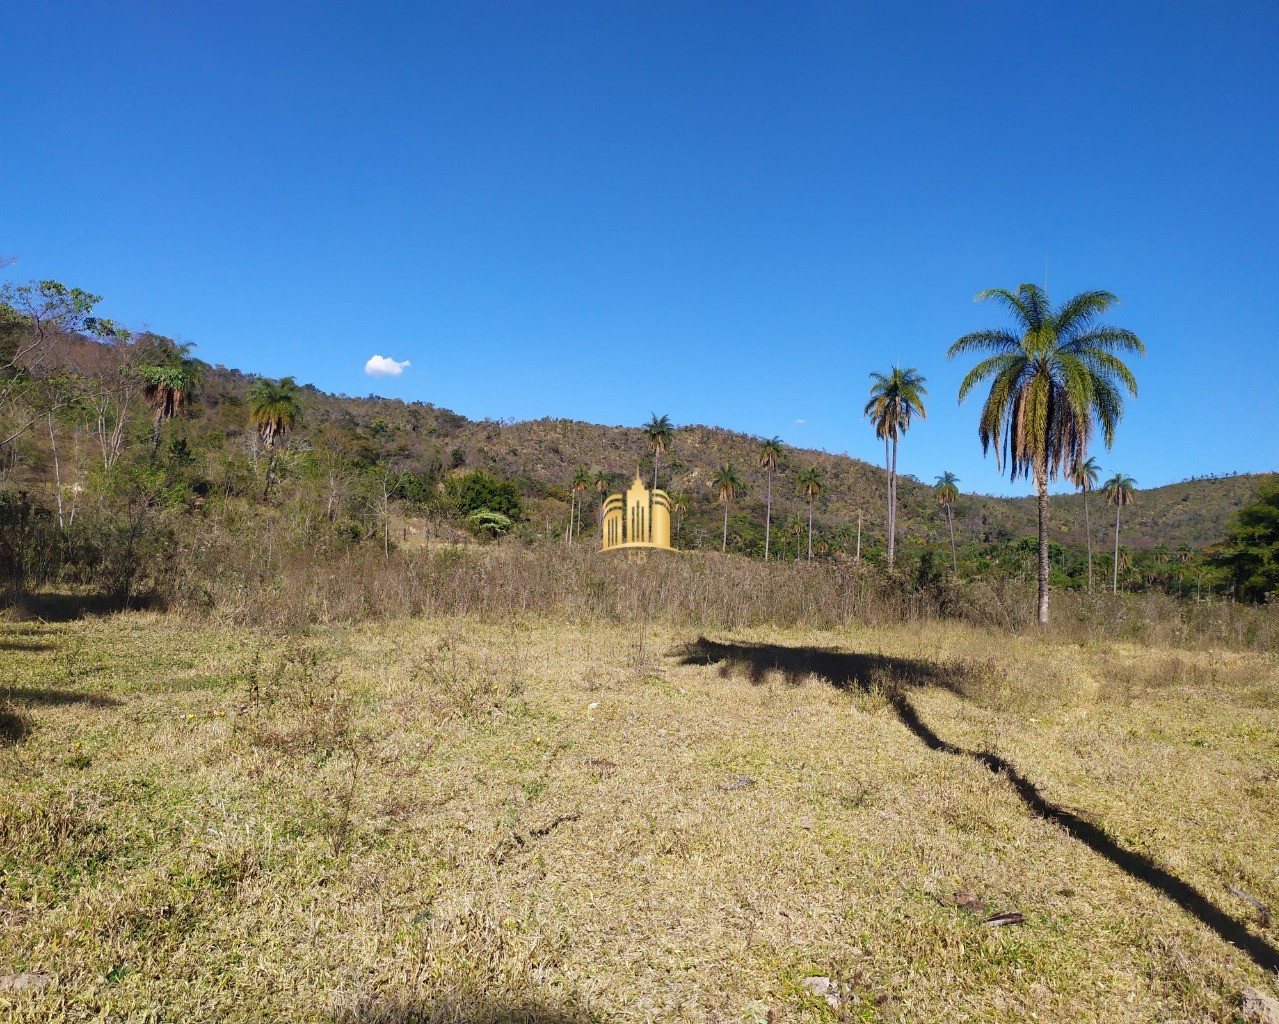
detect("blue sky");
top-left (3, 2), bottom-right (1276, 496)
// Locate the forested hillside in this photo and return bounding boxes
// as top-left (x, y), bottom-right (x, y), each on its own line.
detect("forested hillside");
top-left (1, 278), bottom-right (1271, 612)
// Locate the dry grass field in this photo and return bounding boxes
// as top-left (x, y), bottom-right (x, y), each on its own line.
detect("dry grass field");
top-left (1, 613), bottom-right (1277, 1022)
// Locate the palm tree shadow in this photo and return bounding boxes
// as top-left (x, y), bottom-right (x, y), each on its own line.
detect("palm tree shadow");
top-left (2, 687), bottom-right (119, 708)
top-left (675, 637), bottom-right (1279, 974)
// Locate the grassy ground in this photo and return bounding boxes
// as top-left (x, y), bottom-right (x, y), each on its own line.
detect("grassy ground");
top-left (1, 614), bottom-right (1276, 1023)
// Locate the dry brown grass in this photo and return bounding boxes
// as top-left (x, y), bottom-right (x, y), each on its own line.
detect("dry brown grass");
top-left (0, 614), bottom-right (1276, 1022)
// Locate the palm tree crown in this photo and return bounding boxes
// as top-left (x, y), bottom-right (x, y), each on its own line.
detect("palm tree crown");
top-left (949, 286), bottom-right (1143, 483)
top-left (1104, 473), bottom-right (1137, 508)
top-left (934, 471), bottom-right (960, 506)
top-left (248, 376), bottom-right (303, 449)
top-left (949, 284), bottom-right (1143, 623)
top-left (1071, 455), bottom-right (1100, 494)
top-left (643, 413), bottom-right (674, 491)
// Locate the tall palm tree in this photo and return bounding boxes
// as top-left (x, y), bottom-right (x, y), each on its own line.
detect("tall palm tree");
top-left (757, 436), bottom-right (784, 561)
top-left (140, 341), bottom-right (201, 460)
top-left (948, 284), bottom-right (1144, 625)
top-left (643, 413), bottom-right (674, 493)
top-left (711, 463), bottom-right (744, 553)
top-left (570, 466), bottom-right (591, 543)
top-left (593, 469), bottom-right (609, 532)
top-left (1071, 455), bottom-right (1101, 591)
top-left (864, 367), bottom-right (927, 569)
top-left (1104, 473), bottom-right (1137, 594)
top-left (248, 376), bottom-right (303, 499)
top-left (934, 471), bottom-right (960, 573)
top-left (796, 466), bottom-right (824, 560)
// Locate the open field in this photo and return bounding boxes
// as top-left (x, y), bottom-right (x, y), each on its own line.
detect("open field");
top-left (1, 614), bottom-right (1277, 1022)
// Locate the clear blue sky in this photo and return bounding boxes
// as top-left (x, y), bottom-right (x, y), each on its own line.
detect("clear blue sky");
top-left (3, 2), bottom-right (1276, 496)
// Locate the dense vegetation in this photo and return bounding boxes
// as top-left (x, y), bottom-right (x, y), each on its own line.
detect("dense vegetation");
top-left (1, 276), bottom-right (1274, 622)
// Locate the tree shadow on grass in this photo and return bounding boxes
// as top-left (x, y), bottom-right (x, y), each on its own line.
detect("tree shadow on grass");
top-left (2, 589), bottom-right (167, 622)
top-left (676, 636), bottom-right (1279, 975)
top-left (0, 639), bottom-right (57, 652)
top-left (1, 686), bottom-right (119, 708)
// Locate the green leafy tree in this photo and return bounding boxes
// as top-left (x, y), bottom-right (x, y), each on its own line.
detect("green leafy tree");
top-left (934, 471), bottom-right (960, 573)
top-left (445, 471), bottom-right (522, 520)
top-left (643, 413), bottom-right (674, 492)
top-left (1103, 473), bottom-right (1137, 593)
top-left (248, 376), bottom-right (304, 499)
top-left (758, 436), bottom-right (783, 561)
top-left (949, 284), bottom-right (1144, 624)
top-left (1210, 476), bottom-right (1279, 602)
top-left (1071, 455), bottom-right (1101, 591)
top-left (796, 466), bottom-right (824, 560)
top-left (864, 367), bottom-right (926, 569)
top-left (139, 340), bottom-right (202, 459)
top-left (712, 463), bottom-right (744, 553)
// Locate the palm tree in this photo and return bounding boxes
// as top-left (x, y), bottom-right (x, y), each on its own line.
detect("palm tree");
top-left (139, 341), bottom-right (201, 460)
top-left (787, 515), bottom-right (804, 561)
top-left (757, 436), bottom-right (784, 561)
top-left (1071, 455), bottom-right (1101, 591)
top-left (571, 467), bottom-right (591, 543)
top-left (864, 367), bottom-right (927, 569)
top-left (668, 490), bottom-right (687, 542)
top-left (1104, 473), bottom-right (1137, 593)
top-left (643, 414), bottom-right (674, 492)
top-left (796, 466), bottom-right (824, 560)
top-left (248, 376), bottom-right (303, 499)
top-left (934, 471), bottom-right (960, 573)
top-left (948, 284), bottom-right (1144, 625)
top-left (593, 469), bottom-right (609, 532)
top-left (711, 463), bottom-right (744, 553)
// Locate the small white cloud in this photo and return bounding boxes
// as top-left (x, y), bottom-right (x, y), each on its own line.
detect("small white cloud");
top-left (794, 418), bottom-right (807, 425)
top-left (365, 354), bottom-right (411, 377)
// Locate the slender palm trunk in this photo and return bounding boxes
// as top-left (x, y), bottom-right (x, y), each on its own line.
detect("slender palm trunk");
top-left (947, 504), bottom-right (956, 573)
top-left (1113, 503), bottom-right (1122, 594)
top-left (721, 499), bottom-right (729, 553)
top-left (806, 496), bottom-right (813, 560)
top-left (764, 467), bottom-right (772, 561)
top-left (1036, 473), bottom-right (1050, 626)
top-left (856, 510), bottom-right (862, 563)
top-left (1083, 490), bottom-right (1093, 591)
top-left (566, 494), bottom-right (575, 545)
top-left (884, 437), bottom-right (893, 566)
top-left (652, 451), bottom-right (660, 494)
top-left (889, 437), bottom-right (899, 569)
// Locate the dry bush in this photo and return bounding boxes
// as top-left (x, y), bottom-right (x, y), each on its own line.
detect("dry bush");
top-left (407, 632), bottom-right (525, 721)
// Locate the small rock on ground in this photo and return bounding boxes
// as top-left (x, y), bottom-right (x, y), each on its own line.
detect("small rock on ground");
top-left (1242, 987), bottom-right (1279, 1024)
top-left (0, 972), bottom-right (54, 993)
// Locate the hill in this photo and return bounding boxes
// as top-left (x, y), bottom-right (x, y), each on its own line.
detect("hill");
top-left (187, 361), bottom-right (1266, 555)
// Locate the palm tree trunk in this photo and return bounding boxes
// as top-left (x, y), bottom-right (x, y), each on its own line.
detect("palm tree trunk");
top-left (722, 500), bottom-right (728, 553)
top-left (884, 437), bottom-right (892, 567)
top-left (856, 510), bottom-right (862, 563)
top-left (947, 504), bottom-right (956, 574)
top-left (806, 497), bottom-right (813, 560)
top-left (1083, 491), bottom-right (1093, 592)
top-left (1036, 474), bottom-right (1050, 626)
top-left (1113, 503), bottom-right (1122, 594)
top-left (652, 451), bottom-right (659, 494)
top-left (764, 468), bottom-right (772, 561)
top-left (889, 438), bottom-right (899, 569)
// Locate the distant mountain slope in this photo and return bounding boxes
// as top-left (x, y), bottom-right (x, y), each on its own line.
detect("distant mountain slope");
top-left (191, 363), bottom-right (1266, 552)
